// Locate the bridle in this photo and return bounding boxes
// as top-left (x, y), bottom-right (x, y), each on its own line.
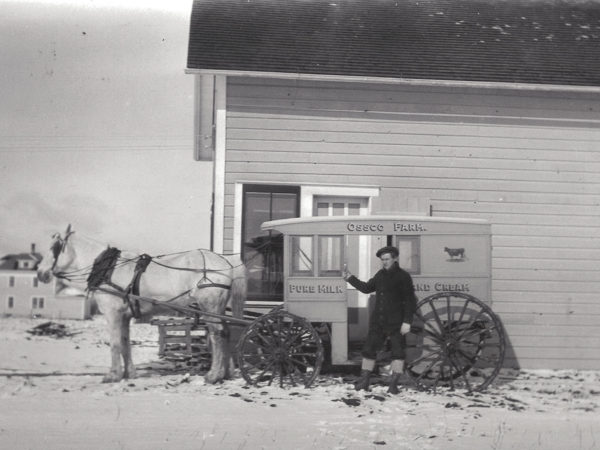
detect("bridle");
top-left (49, 225), bottom-right (74, 274)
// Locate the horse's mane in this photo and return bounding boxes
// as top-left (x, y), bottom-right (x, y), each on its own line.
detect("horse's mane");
top-left (87, 247), bottom-right (122, 289)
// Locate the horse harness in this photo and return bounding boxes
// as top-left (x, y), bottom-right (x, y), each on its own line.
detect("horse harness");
top-left (86, 248), bottom-right (232, 319)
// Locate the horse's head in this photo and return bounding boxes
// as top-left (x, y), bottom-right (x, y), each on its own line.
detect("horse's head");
top-left (37, 225), bottom-right (76, 283)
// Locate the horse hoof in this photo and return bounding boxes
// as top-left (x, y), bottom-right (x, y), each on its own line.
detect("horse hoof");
top-left (204, 372), bottom-right (224, 384)
top-left (124, 368), bottom-right (137, 380)
top-left (102, 373), bottom-right (122, 383)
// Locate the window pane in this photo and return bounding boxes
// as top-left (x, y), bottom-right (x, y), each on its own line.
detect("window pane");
top-left (242, 186), bottom-right (299, 301)
top-left (271, 193), bottom-right (297, 221)
top-left (32, 297), bottom-right (38, 308)
top-left (319, 235), bottom-right (343, 276)
top-left (396, 237), bottom-right (421, 274)
top-left (332, 203), bottom-right (344, 216)
top-left (348, 203), bottom-right (361, 216)
top-left (316, 202), bottom-right (329, 217)
top-left (8, 297), bottom-right (14, 308)
top-left (39, 298), bottom-right (44, 309)
top-left (291, 236), bottom-right (313, 276)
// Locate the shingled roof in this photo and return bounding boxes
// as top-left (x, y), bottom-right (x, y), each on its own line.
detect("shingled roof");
top-left (187, 0), bottom-right (600, 87)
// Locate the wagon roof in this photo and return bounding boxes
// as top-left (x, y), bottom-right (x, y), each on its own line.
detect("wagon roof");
top-left (187, 0), bottom-right (600, 89)
top-left (262, 215), bottom-right (489, 232)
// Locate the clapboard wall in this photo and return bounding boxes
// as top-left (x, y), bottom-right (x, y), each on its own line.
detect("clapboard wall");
top-left (223, 76), bottom-right (600, 370)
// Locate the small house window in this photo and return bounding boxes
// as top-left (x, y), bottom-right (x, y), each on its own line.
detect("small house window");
top-left (39, 297), bottom-right (45, 309)
top-left (9, 276), bottom-right (15, 287)
top-left (290, 236), bottom-right (313, 276)
top-left (33, 277), bottom-right (38, 287)
top-left (8, 297), bottom-right (14, 308)
top-left (32, 297), bottom-right (45, 309)
top-left (32, 297), bottom-right (38, 308)
top-left (394, 236), bottom-right (421, 274)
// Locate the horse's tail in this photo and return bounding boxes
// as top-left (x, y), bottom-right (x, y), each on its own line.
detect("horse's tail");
top-left (229, 262), bottom-right (247, 320)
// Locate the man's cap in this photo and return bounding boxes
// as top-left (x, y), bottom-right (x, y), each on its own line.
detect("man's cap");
top-left (376, 246), bottom-right (399, 258)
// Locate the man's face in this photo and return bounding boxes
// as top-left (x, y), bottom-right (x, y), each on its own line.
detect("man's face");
top-left (380, 253), bottom-right (397, 270)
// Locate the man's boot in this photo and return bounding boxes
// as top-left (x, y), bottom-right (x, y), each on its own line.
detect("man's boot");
top-left (355, 358), bottom-right (375, 391)
top-left (354, 369), bottom-right (372, 391)
top-left (388, 359), bottom-right (405, 394)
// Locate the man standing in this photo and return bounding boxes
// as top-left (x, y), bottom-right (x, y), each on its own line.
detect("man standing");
top-left (343, 246), bottom-right (417, 394)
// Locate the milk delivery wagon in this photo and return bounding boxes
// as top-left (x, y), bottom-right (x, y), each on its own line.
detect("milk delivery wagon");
top-left (257, 215), bottom-right (506, 392)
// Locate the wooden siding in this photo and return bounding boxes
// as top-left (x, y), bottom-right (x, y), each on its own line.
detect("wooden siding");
top-left (224, 76), bottom-right (600, 370)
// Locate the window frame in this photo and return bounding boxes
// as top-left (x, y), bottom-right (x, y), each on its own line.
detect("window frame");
top-left (241, 184), bottom-right (300, 301)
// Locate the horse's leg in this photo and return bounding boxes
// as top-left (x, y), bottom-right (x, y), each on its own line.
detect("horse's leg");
top-left (95, 293), bottom-right (128, 382)
top-left (205, 321), bottom-right (228, 384)
top-left (121, 315), bottom-right (136, 379)
top-left (103, 309), bottom-right (125, 383)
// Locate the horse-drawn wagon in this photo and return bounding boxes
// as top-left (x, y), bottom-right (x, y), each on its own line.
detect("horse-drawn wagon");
top-left (37, 217), bottom-right (506, 392)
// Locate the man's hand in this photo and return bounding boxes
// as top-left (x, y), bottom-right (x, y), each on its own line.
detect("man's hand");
top-left (342, 264), bottom-right (351, 281)
top-left (400, 322), bottom-right (411, 335)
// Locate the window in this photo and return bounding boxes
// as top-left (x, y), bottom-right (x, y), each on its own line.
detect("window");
top-left (32, 297), bottom-right (45, 309)
top-left (33, 277), bottom-right (38, 288)
top-left (318, 235), bottom-right (344, 277)
top-left (242, 185), bottom-right (300, 301)
top-left (394, 236), bottom-right (421, 274)
top-left (9, 276), bottom-right (15, 287)
top-left (290, 236), bottom-right (313, 276)
top-left (8, 297), bottom-right (14, 309)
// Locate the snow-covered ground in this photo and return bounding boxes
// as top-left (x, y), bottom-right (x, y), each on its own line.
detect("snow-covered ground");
top-left (1, 316), bottom-right (598, 449)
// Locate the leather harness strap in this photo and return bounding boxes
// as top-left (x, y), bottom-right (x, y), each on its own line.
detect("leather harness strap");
top-left (87, 248), bottom-right (232, 319)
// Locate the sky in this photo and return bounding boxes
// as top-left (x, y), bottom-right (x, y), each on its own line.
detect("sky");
top-left (0, 0), bottom-right (214, 256)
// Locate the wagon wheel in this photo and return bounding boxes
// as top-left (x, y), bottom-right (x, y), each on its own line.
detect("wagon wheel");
top-left (405, 292), bottom-right (506, 392)
top-left (236, 309), bottom-right (324, 388)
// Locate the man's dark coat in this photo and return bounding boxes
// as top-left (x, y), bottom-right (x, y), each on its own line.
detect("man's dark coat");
top-left (347, 262), bottom-right (417, 330)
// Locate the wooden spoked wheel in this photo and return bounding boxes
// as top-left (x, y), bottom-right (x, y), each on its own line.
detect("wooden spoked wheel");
top-left (237, 309), bottom-right (324, 388)
top-left (405, 292), bottom-right (506, 392)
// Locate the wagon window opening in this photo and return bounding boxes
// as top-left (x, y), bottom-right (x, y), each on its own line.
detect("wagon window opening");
top-left (290, 236), bottom-right (313, 276)
top-left (242, 184), bottom-right (300, 301)
top-left (394, 236), bottom-right (421, 274)
top-left (318, 235), bottom-right (344, 277)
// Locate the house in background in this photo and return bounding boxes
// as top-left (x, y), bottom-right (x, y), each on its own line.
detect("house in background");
top-left (0, 244), bottom-right (90, 320)
top-left (185, 0), bottom-right (600, 370)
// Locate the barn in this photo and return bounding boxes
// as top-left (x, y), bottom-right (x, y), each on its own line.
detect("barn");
top-left (185, 0), bottom-right (600, 370)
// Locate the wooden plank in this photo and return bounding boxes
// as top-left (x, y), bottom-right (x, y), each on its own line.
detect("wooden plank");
top-left (228, 89), bottom-right (600, 123)
top-left (492, 236), bottom-right (600, 249)
top-left (502, 358), bottom-right (600, 370)
top-left (228, 77), bottom-right (600, 112)
top-left (491, 301), bottom-right (600, 315)
top-left (226, 162), bottom-right (599, 196)
top-left (492, 268), bottom-right (600, 282)
top-left (228, 114), bottom-right (600, 141)
top-left (502, 323), bottom-right (600, 337)
top-left (497, 311), bottom-right (600, 326)
top-left (227, 138), bottom-right (600, 163)
top-left (227, 127), bottom-right (600, 154)
top-left (493, 280), bottom-right (600, 293)
top-left (493, 291), bottom-right (599, 304)
top-left (493, 259), bottom-right (599, 271)
top-left (227, 150), bottom-right (600, 181)
top-left (433, 200), bottom-right (600, 217)
top-left (502, 346), bottom-right (600, 360)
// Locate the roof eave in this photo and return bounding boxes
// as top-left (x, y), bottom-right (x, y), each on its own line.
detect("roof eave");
top-left (184, 68), bottom-right (600, 94)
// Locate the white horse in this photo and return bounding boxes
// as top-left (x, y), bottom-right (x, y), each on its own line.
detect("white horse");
top-left (37, 226), bottom-right (247, 384)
